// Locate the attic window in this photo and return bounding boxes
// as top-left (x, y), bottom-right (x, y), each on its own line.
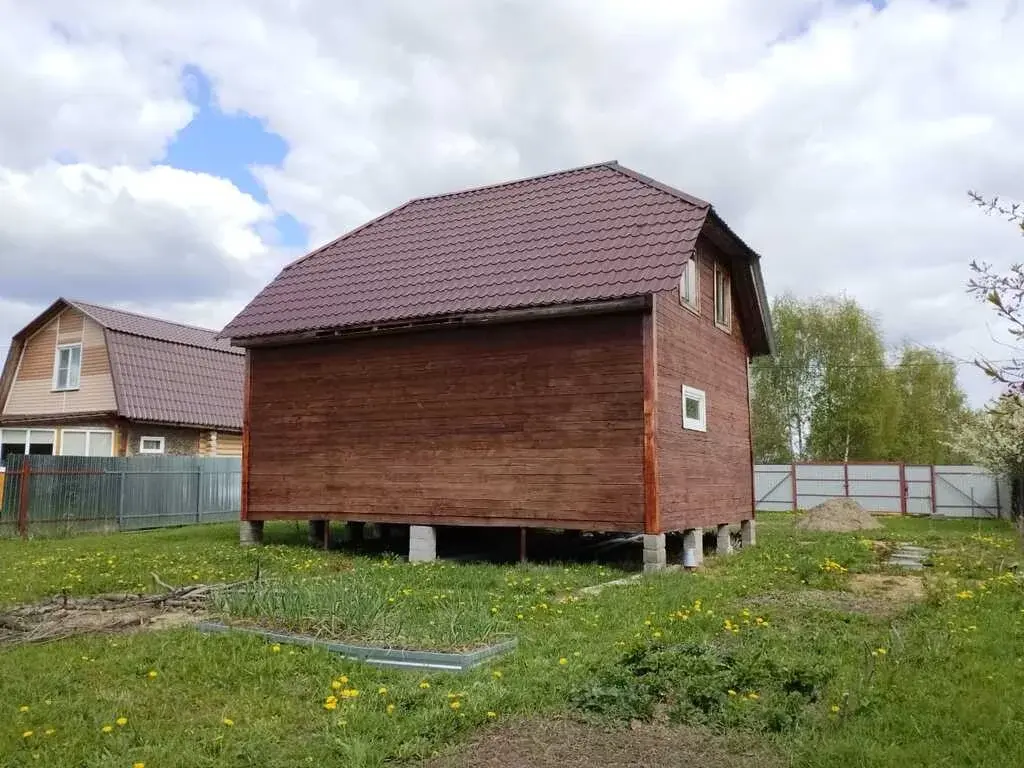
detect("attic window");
top-left (682, 386), bottom-right (707, 432)
top-left (139, 436), bottom-right (165, 454)
top-left (53, 344), bottom-right (82, 391)
top-left (679, 256), bottom-right (699, 312)
top-left (714, 264), bottom-right (732, 331)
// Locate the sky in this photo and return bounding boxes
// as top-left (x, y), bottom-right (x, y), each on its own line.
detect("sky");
top-left (1, 0), bottom-right (1022, 405)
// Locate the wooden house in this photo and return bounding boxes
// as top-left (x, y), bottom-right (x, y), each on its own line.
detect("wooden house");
top-left (222, 162), bottom-right (774, 568)
top-left (0, 299), bottom-right (244, 470)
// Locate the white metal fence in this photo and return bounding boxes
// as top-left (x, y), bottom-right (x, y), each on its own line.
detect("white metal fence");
top-left (755, 463), bottom-right (1009, 518)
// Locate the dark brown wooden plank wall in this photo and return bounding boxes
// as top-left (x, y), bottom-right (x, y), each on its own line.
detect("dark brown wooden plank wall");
top-left (247, 313), bottom-right (646, 531)
top-left (654, 241), bottom-right (754, 531)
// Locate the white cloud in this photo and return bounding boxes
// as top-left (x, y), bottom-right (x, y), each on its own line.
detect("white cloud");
top-left (0, 163), bottom-right (276, 305)
top-left (2, 0), bottom-right (1024, 406)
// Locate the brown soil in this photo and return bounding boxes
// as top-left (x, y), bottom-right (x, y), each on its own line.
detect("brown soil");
top-left (423, 717), bottom-right (783, 768)
top-left (847, 573), bottom-right (926, 603)
top-left (794, 498), bottom-right (882, 532)
top-left (751, 573), bottom-right (925, 619)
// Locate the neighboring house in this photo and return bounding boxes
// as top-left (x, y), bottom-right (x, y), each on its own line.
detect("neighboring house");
top-left (0, 298), bottom-right (244, 467)
top-left (222, 161), bottom-right (774, 567)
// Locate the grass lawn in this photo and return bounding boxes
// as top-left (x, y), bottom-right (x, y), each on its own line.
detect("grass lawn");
top-left (1, 515), bottom-right (1022, 767)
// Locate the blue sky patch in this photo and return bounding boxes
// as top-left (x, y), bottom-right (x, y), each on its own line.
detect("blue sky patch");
top-left (163, 66), bottom-right (288, 206)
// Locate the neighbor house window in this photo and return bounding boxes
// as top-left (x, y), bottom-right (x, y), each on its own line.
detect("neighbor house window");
top-left (679, 256), bottom-right (699, 312)
top-left (53, 343), bottom-right (82, 390)
top-left (0, 428), bottom-right (55, 467)
top-left (59, 429), bottom-right (114, 457)
top-left (139, 436), bottom-right (165, 454)
top-left (714, 265), bottom-right (731, 330)
top-left (682, 386), bottom-right (707, 432)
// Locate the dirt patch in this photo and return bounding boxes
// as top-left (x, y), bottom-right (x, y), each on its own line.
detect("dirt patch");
top-left (0, 584), bottom-right (219, 645)
top-left (423, 717), bottom-right (782, 768)
top-left (750, 577), bottom-right (923, 618)
top-left (795, 498), bottom-right (882, 533)
top-left (847, 573), bottom-right (926, 603)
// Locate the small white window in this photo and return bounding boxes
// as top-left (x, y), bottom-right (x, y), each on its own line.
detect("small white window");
top-left (53, 343), bottom-right (82, 390)
top-left (682, 386), bottom-right (707, 432)
top-left (679, 256), bottom-right (699, 312)
top-left (139, 436), bottom-right (165, 454)
top-left (714, 265), bottom-right (731, 330)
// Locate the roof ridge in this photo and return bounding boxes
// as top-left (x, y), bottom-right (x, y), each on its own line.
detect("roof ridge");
top-left (66, 299), bottom-right (242, 354)
top-left (67, 298), bottom-right (223, 336)
top-left (409, 160), bottom-right (620, 204)
top-left (604, 163), bottom-right (712, 209)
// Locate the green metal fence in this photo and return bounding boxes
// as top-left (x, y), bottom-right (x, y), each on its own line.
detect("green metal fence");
top-left (0, 455), bottom-right (241, 537)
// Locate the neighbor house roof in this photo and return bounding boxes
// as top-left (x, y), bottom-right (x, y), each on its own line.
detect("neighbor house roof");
top-left (0, 299), bottom-right (243, 431)
top-left (222, 161), bottom-right (773, 355)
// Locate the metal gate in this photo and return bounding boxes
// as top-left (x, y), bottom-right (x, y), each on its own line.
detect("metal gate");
top-left (754, 463), bottom-right (1007, 518)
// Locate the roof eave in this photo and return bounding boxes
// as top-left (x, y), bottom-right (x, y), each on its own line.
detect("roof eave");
top-left (225, 296), bottom-right (652, 348)
top-left (702, 210), bottom-right (774, 357)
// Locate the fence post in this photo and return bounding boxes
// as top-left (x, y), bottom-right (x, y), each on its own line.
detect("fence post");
top-left (790, 462), bottom-right (798, 511)
top-left (898, 463), bottom-right (907, 515)
top-left (843, 463), bottom-right (850, 497)
top-left (17, 458), bottom-right (31, 539)
top-left (195, 462), bottom-right (203, 524)
top-left (117, 468), bottom-right (127, 531)
top-left (930, 465), bottom-right (938, 517)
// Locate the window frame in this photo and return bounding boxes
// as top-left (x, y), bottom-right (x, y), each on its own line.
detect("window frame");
top-left (139, 436), bottom-right (165, 455)
top-left (58, 428), bottom-right (115, 457)
top-left (713, 264), bottom-right (732, 331)
top-left (53, 343), bottom-right (83, 391)
top-left (0, 428), bottom-right (56, 468)
top-left (678, 255), bottom-right (699, 313)
top-left (682, 385), bottom-right (707, 432)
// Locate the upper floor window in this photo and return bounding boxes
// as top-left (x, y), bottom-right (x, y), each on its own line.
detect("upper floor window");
top-left (53, 344), bottom-right (82, 391)
top-left (714, 264), bottom-right (732, 331)
top-left (679, 256), bottom-right (699, 312)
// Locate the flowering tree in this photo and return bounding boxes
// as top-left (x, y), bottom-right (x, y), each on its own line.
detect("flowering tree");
top-left (965, 192), bottom-right (1024, 534)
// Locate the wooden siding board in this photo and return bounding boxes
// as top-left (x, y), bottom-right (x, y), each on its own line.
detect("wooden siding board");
top-left (654, 242), bottom-right (754, 531)
top-left (3, 311), bottom-right (116, 416)
top-left (247, 314), bottom-right (645, 529)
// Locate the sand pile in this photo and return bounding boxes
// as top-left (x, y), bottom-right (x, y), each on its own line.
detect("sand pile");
top-left (794, 498), bottom-right (881, 532)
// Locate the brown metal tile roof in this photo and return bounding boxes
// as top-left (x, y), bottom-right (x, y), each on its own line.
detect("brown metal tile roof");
top-left (106, 331), bottom-right (243, 431)
top-left (222, 162), bottom-right (721, 341)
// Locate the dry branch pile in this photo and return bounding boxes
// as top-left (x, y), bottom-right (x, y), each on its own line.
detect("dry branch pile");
top-left (0, 578), bottom-right (239, 646)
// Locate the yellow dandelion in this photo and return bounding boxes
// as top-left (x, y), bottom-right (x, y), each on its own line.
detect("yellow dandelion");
top-left (19, 705), bottom-right (29, 713)
top-left (450, 700), bottom-right (461, 710)
top-left (727, 690), bottom-right (737, 696)
top-left (492, 670), bottom-right (503, 679)
top-left (22, 730), bottom-right (33, 739)
top-left (44, 728), bottom-right (55, 736)
top-left (378, 687), bottom-right (388, 696)
top-left (331, 680), bottom-right (343, 690)
top-left (102, 725), bottom-right (114, 733)
top-left (133, 763), bottom-right (146, 768)
top-left (340, 688), bottom-right (360, 699)
top-left (956, 590), bottom-right (974, 600)
top-left (222, 718), bottom-right (235, 727)
top-left (830, 705), bottom-right (841, 713)
top-left (147, 670), bottom-right (158, 679)
top-left (487, 711), bottom-right (497, 718)
top-left (876, 648), bottom-right (887, 655)
top-left (324, 700), bottom-right (338, 711)
top-left (116, 717), bottom-right (128, 726)
top-left (747, 692), bottom-right (760, 700)
top-left (419, 681), bottom-right (431, 689)
top-left (652, 631), bottom-right (662, 638)
top-left (558, 657), bottom-right (568, 665)
top-left (386, 703), bottom-right (396, 714)
top-left (270, 644), bottom-right (282, 653)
